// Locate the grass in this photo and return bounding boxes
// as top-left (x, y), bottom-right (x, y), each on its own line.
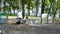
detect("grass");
top-left (55, 17), bottom-right (60, 21)
top-left (2, 15), bottom-right (60, 24)
top-left (55, 17), bottom-right (60, 20)
top-left (27, 16), bottom-right (60, 24)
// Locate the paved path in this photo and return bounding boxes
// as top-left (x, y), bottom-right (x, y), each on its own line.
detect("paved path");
top-left (2, 24), bottom-right (60, 34)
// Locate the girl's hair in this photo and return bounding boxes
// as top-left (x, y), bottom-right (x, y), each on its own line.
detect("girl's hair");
top-left (26, 17), bottom-right (28, 19)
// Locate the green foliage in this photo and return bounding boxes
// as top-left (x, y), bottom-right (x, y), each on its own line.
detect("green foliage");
top-left (3, 0), bottom-right (37, 11)
top-left (45, 0), bottom-right (60, 15)
top-left (25, 0), bottom-right (36, 10)
top-left (45, 0), bottom-right (50, 6)
top-left (2, 0), bottom-right (60, 16)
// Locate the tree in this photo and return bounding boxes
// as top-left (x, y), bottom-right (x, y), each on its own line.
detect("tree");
top-left (49, 0), bottom-right (60, 18)
top-left (21, 0), bottom-right (25, 18)
top-left (24, 0), bottom-right (36, 16)
top-left (3, 0), bottom-right (20, 19)
top-left (44, 0), bottom-right (58, 17)
top-left (36, 0), bottom-right (39, 17)
top-left (57, 0), bottom-right (60, 18)
top-left (0, 0), bottom-right (1, 9)
top-left (41, 0), bottom-right (45, 14)
top-left (26, 0), bottom-right (30, 16)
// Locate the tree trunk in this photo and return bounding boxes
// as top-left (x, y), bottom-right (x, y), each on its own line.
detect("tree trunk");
top-left (41, 0), bottom-right (45, 14)
top-left (0, 0), bottom-right (1, 3)
top-left (40, 0), bottom-right (45, 24)
top-left (7, 11), bottom-right (8, 19)
top-left (6, 11), bottom-right (8, 19)
top-left (7, 15), bottom-right (8, 19)
top-left (28, 9), bottom-right (30, 16)
top-left (55, 7), bottom-right (60, 18)
top-left (13, 9), bottom-right (15, 15)
top-left (22, 0), bottom-right (25, 18)
top-left (36, 0), bottom-right (39, 17)
top-left (54, 14), bottom-right (55, 18)
top-left (0, 8), bottom-right (1, 11)
top-left (11, 7), bottom-right (13, 15)
top-left (9, 11), bottom-right (11, 15)
top-left (28, 0), bottom-right (30, 16)
top-left (54, 8), bottom-right (58, 18)
top-left (59, 12), bottom-right (60, 18)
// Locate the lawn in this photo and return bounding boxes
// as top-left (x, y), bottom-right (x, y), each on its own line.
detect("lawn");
top-left (3, 15), bottom-right (60, 24)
